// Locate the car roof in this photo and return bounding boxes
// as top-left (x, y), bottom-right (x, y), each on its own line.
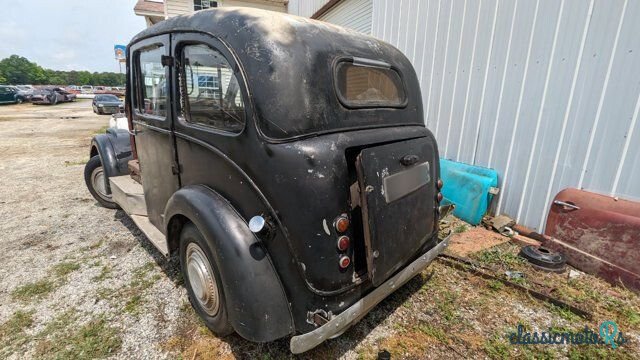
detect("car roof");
top-left (130, 7), bottom-right (422, 140)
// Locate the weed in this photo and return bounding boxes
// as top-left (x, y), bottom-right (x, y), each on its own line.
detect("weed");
top-left (93, 125), bottom-right (109, 136)
top-left (53, 261), bottom-right (81, 277)
top-left (417, 323), bottom-right (449, 343)
top-left (85, 239), bottom-right (104, 251)
top-left (483, 335), bottom-right (510, 359)
top-left (475, 248), bottom-right (525, 268)
top-left (11, 279), bottom-right (56, 301)
top-left (454, 224), bottom-right (468, 234)
top-left (124, 295), bottom-right (143, 315)
top-left (488, 280), bottom-right (504, 291)
top-left (35, 317), bottom-right (121, 359)
top-left (436, 290), bottom-right (458, 323)
top-left (548, 304), bottom-right (582, 322)
top-left (0, 310), bottom-right (34, 353)
top-left (92, 265), bottom-right (112, 282)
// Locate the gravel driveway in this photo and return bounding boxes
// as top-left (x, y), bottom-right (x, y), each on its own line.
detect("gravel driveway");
top-left (1, 101), bottom-right (638, 359)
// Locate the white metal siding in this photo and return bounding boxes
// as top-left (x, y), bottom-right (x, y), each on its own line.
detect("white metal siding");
top-left (223, 0), bottom-right (287, 12)
top-left (287, 0), bottom-right (330, 17)
top-left (367, 0), bottom-right (640, 231)
top-left (318, 0), bottom-right (372, 34)
top-left (166, 0), bottom-right (192, 17)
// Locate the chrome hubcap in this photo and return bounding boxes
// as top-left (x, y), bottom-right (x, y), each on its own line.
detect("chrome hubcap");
top-left (186, 243), bottom-right (220, 316)
top-left (91, 166), bottom-right (110, 201)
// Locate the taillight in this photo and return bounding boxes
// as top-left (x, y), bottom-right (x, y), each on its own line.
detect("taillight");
top-left (339, 255), bottom-right (351, 269)
top-left (335, 215), bottom-right (349, 233)
top-left (337, 236), bottom-right (350, 251)
top-left (437, 179), bottom-right (444, 189)
top-left (437, 192), bottom-right (443, 203)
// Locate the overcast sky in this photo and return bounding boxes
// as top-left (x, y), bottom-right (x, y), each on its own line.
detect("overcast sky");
top-left (1, 0), bottom-right (147, 73)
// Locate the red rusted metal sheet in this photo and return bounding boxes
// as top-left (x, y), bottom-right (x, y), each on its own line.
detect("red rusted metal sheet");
top-left (544, 188), bottom-right (640, 292)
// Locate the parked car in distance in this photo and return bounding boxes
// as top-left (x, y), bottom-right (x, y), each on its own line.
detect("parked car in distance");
top-left (84, 8), bottom-right (448, 354)
top-left (92, 94), bottom-right (124, 114)
top-left (0, 85), bottom-right (27, 104)
top-left (30, 87), bottom-right (77, 105)
top-left (80, 85), bottom-right (94, 94)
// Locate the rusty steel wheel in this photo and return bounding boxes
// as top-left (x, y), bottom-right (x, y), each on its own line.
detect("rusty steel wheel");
top-left (185, 242), bottom-right (220, 316)
top-left (84, 155), bottom-right (118, 209)
top-left (179, 223), bottom-right (233, 336)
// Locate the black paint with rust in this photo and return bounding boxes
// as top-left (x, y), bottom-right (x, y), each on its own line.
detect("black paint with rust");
top-left (123, 8), bottom-right (441, 340)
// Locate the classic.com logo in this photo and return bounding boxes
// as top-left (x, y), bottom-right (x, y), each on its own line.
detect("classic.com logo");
top-left (509, 321), bottom-right (628, 349)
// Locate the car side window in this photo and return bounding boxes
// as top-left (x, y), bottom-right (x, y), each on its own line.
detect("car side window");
top-left (179, 44), bottom-right (245, 133)
top-left (136, 45), bottom-right (167, 117)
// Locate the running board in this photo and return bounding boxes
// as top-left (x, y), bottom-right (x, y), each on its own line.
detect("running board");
top-left (109, 175), bottom-right (169, 256)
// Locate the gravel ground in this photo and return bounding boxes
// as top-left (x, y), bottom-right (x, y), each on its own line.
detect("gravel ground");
top-left (1, 101), bottom-right (638, 359)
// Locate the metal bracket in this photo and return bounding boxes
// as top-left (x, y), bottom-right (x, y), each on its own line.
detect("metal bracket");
top-left (306, 309), bottom-right (331, 327)
top-left (161, 55), bottom-right (174, 67)
top-left (553, 200), bottom-right (580, 210)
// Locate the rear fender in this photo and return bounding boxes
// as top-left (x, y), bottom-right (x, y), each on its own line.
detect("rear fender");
top-left (90, 128), bottom-right (132, 193)
top-left (164, 185), bottom-right (294, 342)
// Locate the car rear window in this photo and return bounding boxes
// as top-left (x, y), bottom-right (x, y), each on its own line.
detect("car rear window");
top-left (335, 59), bottom-right (406, 108)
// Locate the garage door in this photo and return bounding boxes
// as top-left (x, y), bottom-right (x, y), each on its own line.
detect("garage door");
top-left (318, 0), bottom-right (372, 35)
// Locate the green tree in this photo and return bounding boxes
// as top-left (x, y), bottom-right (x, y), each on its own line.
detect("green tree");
top-left (0, 54), bottom-right (125, 86)
top-left (0, 55), bottom-right (47, 84)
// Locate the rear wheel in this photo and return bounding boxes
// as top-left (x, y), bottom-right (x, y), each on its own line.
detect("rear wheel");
top-left (84, 155), bottom-right (118, 209)
top-left (180, 223), bottom-right (233, 336)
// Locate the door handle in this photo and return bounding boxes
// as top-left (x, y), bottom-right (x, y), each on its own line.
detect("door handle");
top-left (553, 200), bottom-right (580, 210)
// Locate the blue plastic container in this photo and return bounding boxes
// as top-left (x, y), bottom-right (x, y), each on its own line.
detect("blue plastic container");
top-left (439, 159), bottom-right (499, 225)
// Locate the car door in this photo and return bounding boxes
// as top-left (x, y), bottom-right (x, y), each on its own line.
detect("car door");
top-left (130, 35), bottom-right (180, 231)
top-left (169, 33), bottom-right (248, 191)
top-left (544, 188), bottom-right (640, 291)
top-left (0, 87), bottom-right (10, 103)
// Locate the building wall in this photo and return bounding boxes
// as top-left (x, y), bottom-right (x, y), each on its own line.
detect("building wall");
top-left (369, 0), bottom-right (640, 231)
top-left (318, 0), bottom-right (372, 34)
top-left (165, 0), bottom-right (192, 17)
top-left (287, 0), bottom-right (330, 17)
top-left (290, 0), bottom-right (640, 231)
top-left (223, 0), bottom-right (286, 12)
top-left (166, 0), bottom-right (285, 18)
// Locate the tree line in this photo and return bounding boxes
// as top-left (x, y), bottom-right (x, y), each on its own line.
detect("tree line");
top-left (0, 55), bottom-right (125, 87)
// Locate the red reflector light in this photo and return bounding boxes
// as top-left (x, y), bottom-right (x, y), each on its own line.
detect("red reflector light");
top-left (437, 179), bottom-right (444, 189)
top-left (335, 216), bottom-right (349, 233)
top-left (339, 255), bottom-right (351, 269)
top-left (337, 236), bottom-right (350, 251)
top-left (437, 192), bottom-right (443, 202)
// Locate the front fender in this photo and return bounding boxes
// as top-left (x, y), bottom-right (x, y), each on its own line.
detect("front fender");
top-left (164, 185), bottom-right (293, 342)
top-left (90, 128), bottom-right (132, 193)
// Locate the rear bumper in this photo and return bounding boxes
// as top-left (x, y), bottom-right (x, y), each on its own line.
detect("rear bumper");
top-left (290, 234), bottom-right (450, 354)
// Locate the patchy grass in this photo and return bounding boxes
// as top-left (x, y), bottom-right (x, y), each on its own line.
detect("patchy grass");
top-left (416, 323), bottom-right (449, 344)
top-left (53, 261), bottom-right (81, 278)
top-left (483, 335), bottom-right (510, 359)
top-left (454, 224), bottom-right (468, 234)
top-left (11, 279), bottom-right (56, 301)
top-left (0, 310), bottom-right (34, 355)
top-left (92, 125), bottom-right (109, 136)
top-left (123, 295), bottom-right (143, 315)
top-left (92, 265), bottom-right (112, 282)
top-left (82, 239), bottom-right (104, 251)
top-left (474, 246), bottom-right (526, 269)
top-left (35, 316), bottom-right (121, 360)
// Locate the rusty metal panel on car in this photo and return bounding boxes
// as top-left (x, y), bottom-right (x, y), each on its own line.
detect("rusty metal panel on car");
top-left (544, 188), bottom-right (640, 292)
top-left (356, 137), bottom-right (436, 287)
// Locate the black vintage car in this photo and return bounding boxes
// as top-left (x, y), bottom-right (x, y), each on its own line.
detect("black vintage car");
top-left (92, 94), bottom-right (124, 114)
top-left (84, 8), bottom-right (448, 353)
